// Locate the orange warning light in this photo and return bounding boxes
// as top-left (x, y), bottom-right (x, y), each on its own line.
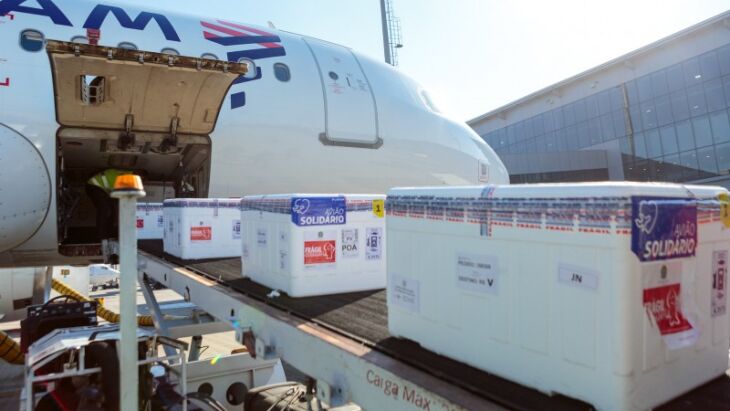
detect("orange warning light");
top-left (113, 174), bottom-right (144, 192)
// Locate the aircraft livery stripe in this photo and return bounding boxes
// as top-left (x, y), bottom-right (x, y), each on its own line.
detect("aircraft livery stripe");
top-left (230, 92), bottom-right (246, 109)
top-left (201, 21), bottom-right (281, 49)
top-left (226, 47), bottom-right (286, 62)
top-left (201, 21), bottom-right (247, 37)
top-left (216, 20), bottom-right (281, 47)
top-left (204, 34), bottom-right (282, 47)
top-left (200, 19), bottom-right (286, 109)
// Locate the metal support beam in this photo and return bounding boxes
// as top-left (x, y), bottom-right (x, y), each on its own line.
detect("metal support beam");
top-left (189, 335), bottom-right (203, 362)
top-left (111, 177), bottom-right (146, 411)
top-left (138, 273), bottom-right (178, 361)
top-left (380, 0), bottom-right (392, 65)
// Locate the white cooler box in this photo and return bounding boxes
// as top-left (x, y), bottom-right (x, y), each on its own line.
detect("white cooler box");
top-left (241, 194), bottom-right (386, 297)
top-left (163, 198), bottom-right (242, 260)
top-left (386, 182), bottom-right (730, 411)
top-left (136, 203), bottom-right (164, 240)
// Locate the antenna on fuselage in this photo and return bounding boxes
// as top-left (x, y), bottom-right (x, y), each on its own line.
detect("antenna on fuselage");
top-left (379, 0), bottom-right (403, 66)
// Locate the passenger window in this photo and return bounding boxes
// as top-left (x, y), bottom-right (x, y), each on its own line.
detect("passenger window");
top-left (161, 48), bottom-right (179, 56)
top-left (200, 53), bottom-right (219, 60)
top-left (70, 36), bottom-right (89, 44)
top-left (118, 42), bottom-right (138, 50)
top-left (273, 63), bottom-right (291, 82)
top-left (328, 71), bottom-right (339, 81)
top-left (20, 30), bottom-right (45, 52)
top-left (237, 57), bottom-right (258, 80)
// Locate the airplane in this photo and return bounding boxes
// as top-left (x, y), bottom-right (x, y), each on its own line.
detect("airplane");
top-left (0, 0), bottom-right (507, 311)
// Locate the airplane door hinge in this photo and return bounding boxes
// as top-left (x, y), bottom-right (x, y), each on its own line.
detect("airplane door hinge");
top-left (118, 113), bottom-right (135, 150)
top-left (158, 116), bottom-right (179, 153)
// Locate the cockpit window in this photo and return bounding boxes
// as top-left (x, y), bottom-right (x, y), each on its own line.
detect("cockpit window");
top-left (274, 63), bottom-right (291, 82)
top-left (419, 89), bottom-right (441, 113)
top-left (20, 30), bottom-right (45, 52)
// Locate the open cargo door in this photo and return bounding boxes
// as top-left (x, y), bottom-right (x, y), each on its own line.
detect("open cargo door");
top-left (45, 40), bottom-right (249, 255)
top-left (48, 40), bottom-right (247, 136)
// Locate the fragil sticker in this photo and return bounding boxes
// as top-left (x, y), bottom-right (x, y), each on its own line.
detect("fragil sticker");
top-left (191, 226), bottom-right (212, 241)
top-left (303, 231), bottom-right (337, 267)
top-left (291, 196), bottom-right (346, 226)
top-left (642, 261), bottom-right (699, 350)
top-left (631, 196), bottom-right (697, 262)
top-left (712, 250), bottom-right (727, 318)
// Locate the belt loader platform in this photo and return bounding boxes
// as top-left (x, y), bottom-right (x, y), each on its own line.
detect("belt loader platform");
top-left (137, 241), bottom-right (730, 411)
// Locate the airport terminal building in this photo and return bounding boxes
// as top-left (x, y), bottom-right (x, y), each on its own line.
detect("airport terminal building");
top-left (469, 11), bottom-right (730, 186)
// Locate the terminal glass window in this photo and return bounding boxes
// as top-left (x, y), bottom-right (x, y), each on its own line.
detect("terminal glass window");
top-left (480, 42), bottom-right (730, 183)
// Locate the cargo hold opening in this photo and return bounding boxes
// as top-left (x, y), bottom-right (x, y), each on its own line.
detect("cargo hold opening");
top-left (45, 40), bottom-right (248, 252)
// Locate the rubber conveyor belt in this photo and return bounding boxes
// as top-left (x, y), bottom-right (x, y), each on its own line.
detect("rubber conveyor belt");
top-left (138, 240), bottom-right (730, 410)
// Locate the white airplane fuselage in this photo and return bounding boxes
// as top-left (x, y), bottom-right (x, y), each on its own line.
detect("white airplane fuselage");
top-left (0, 0), bottom-right (508, 268)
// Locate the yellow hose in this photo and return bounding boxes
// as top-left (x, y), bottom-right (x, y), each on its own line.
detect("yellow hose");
top-left (52, 278), bottom-right (155, 327)
top-left (0, 330), bottom-right (23, 364)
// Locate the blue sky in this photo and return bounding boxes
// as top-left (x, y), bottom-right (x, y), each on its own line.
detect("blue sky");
top-left (122, 0), bottom-right (729, 121)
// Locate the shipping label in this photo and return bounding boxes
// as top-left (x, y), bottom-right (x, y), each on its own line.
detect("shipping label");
top-left (190, 226), bottom-right (212, 241)
top-left (365, 227), bottom-right (383, 260)
top-left (389, 273), bottom-right (420, 313)
top-left (558, 263), bottom-right (599, 290)
top-left (456, 253), bottom-right (499, 294)
top-left (136, 218), bottom-right (144, 229)
top-left (291, 196), bottom-right (346, 226)
top-left (642, 261), bottom-right (699, 349)
top-left (719, 193), bottom-right (730, 228)
top-left (631, 196), bottom-right (697, 262)
top-left (279, 231), bottom-right (289, 272)
top-left (256, 228), bottom-right (267, 247)
top-left (372, 199), bottom-right (385, 218)
top-left (341, 229), bottom-right (359, 258)
top-left (232, 219), bottom-right (241, 240)
top-left (712, 250), bottom-right (727, 318)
